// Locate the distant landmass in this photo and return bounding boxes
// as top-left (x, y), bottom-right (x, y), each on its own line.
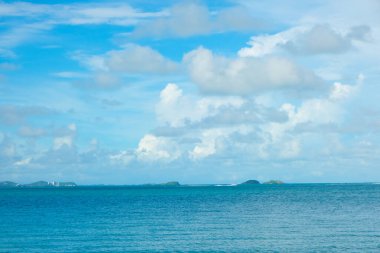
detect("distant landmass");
top-left (0, 181), bottom-right (77, 188)
top-left (141, 181), bottom-right (181, 187)
top-left (0, 180), bottom-right (286, 188)
top-left (160, 181), bottom-right (181, 186)
top-left (0, 181), bottom-right (19, 187)
top-left (239, 180), bottom-right (261, 185)
top-left (238, 179), bottom-right (285, 185)
top-left (263, 180), bottom-right (284, 184)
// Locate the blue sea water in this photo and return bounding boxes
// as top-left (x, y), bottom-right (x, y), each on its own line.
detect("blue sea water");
top-left (0, 184), bottom-right (380, 252)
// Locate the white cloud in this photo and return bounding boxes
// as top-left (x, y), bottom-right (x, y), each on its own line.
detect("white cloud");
top-left (104, 44), bottom-right (177, 74)
top-left (238, 27), bottom-right (304, 57)
top-left (68, 123), bottom-right (76, 132)
top-left (189, 131), bottom-right (219, 160)
top-left (136, 134), bottom-right (180, 162)
top-left (239, 24), bottom-right (371, 57)
top-left (109, 150), bottom-right (134, 165)
top-left (53, 136), bottom-right (73, 150)
top-left (75, 44), bottom-right (177, 76)
top-left (259, 77), bottom-right (360, 158)
top-left (0, 2), bottom-right (163, 26)
top-left (53, 124), bottom-right (76, 150)
top-left (184, 47), bottom-right (323, 95)
top-left (82, 55), bottom-right (108, 72)
top-left (0, 1), bottom-right (262, 47)
top-left (53, 72), bottom-right (88, 79)
top-left (156, 83), bottom-right (244, 127)
top-left (329, 82), bottom-right (358, 100)
top-left (189, 126), bottom-right (251, 160)
top-left (149, 78), bottom-right (360, 162)
top-left (132, 3), bottom-right (210, 38)
top-left (0, 2), bottom-right (50, 17)
top-left (284, 24), bottom-right (367, 55)
top-left (0, 2), bottom-right (165, 57)
top-left (215, 6), bottom-right (263, 32)
top-left (0, 23), bottom-right (52, 58)
top-left (14, 157), bottom-right (32, 166)
top-left (131, 2), bottom-right (263, 38)
top-left (92, 73), bottom-right (119, 88)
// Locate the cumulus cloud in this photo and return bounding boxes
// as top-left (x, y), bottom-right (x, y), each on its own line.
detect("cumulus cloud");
top-left (136, 75), bottom-right (361, 164)
top-left (109, 150), bottom-right (134, 165)
top-left (152, 77), bottom-right (358, 161)
top-left (156, 83), bottom-right (244, 127)
top-left (238, 27), bottom-right (303, 57)
top-left (76, 44), bottom-right (178, 74)
top-left (284, 24), bottom-right (370, 55)
top-left (258, 77), bottom-right (361, 158)
top-left (136, 134), bottom-right (181, 162)
top-left (73, 44), bottom-right (178, 87)
top-left (189, 126), bottom-right (251, 160)
top-left (189, 129), bottom-right (223, 160)
top-left (240, 24), bottom-right (372, 57)
top-left (184, 47), bottom-right (323, 95)
top-left (68, 43), bottom-right (180, 89)
top-left (101, 44), bottom-right (178, 74)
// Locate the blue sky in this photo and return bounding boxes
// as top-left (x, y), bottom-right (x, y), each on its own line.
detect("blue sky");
top-left (1, 0), bottom-right (380, 184)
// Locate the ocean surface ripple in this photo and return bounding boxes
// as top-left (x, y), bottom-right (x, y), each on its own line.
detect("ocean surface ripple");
top-left (1, 184), bottom-right (380, 252)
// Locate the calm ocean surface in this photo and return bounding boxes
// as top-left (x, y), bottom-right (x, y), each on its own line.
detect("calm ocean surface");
top-left (0, 184), bottom-right (380, 252)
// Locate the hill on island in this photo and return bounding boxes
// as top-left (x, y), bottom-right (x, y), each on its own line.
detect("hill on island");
top-left (239, 180), bottom-right (261, 185)
top-left (238, 180), bottom-right (285, 185)
top-left (0, 181), bottom-right (19, 187)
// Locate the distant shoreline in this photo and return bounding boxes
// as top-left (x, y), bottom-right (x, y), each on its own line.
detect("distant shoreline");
top-left (1, 180), bottom-right (379, 188)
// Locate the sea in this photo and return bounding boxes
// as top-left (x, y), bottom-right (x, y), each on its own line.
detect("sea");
top-left (0, 184), bottom-right (380, 252)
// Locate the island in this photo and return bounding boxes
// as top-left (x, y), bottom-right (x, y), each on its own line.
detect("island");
top-left (22, 181), bottom-right (51, 187)
top-left (263, 180), bottom-right (285, 184)
top-left (0, 180), bottom-right (286, 188)
top-left (0, 181), bottom-right (19, 187)
top-left (160, 181), bottom-right (181, 186)
top-left (0, 181), bottom-right (77, 188)
top-left (239, 180), bottom-right (261, 185)
top-left (141, 181), bottom-right (181, 187)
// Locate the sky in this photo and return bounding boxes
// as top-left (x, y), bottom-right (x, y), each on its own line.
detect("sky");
top-left (1, 0), bottom-right (380, 184)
